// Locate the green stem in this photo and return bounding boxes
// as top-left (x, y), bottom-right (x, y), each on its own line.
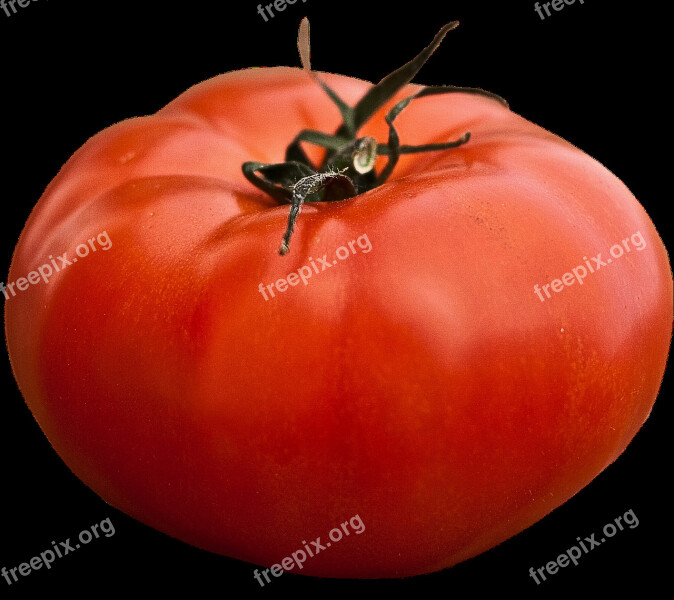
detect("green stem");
top-left (242, 19), bottom-right (508, 254)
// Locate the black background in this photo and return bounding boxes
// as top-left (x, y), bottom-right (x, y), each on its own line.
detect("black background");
top-left (0, 0), bottom-right (670, 596)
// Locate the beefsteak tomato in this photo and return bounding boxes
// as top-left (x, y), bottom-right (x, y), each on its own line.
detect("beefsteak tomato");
top-left (4, 21), bottom-right (672, 578)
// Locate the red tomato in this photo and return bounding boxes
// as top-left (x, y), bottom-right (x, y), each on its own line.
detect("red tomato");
top-left (4, 38), bottom-right (672, 577)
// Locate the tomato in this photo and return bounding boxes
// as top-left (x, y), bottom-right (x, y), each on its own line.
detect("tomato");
top-left (4, 21), bottom-right (672, 579)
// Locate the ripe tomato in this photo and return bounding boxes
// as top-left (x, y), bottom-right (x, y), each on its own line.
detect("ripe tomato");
top-left (4, 22), bottom-right (671, 579)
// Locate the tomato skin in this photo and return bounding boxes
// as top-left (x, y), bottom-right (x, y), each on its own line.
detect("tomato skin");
top-left (5, 66), bottom-right (672, 578)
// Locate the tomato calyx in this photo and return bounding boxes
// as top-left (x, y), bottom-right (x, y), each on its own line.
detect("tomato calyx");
top-left (242, 18), bottom-right (508, 255)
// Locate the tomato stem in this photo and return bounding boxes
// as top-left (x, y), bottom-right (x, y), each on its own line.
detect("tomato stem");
top-left (241, 18), bottom-right (508, 255)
